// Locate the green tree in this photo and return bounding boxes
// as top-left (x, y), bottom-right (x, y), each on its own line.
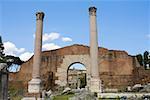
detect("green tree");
top-left (0, 36), bottom-right (23, 68)
top-left (0, 36), bottom-right (4, 60)
top-left (0, 36), bottom-right (23, 99)
top-left (143, 51), bottom-right (150, 69)
top-left (136, 51), bottom-right (150, 69)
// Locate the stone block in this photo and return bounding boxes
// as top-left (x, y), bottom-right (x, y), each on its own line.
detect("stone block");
top-left (90, 78), bottom-right (102, 93)
top-left (28, 78), bottom-right (41, 93)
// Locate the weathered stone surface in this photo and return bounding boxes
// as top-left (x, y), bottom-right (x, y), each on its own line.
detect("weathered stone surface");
top-left (9, 44), bottom-right (150, 93)
top-left (62, 87), bottom-right (71, 94)
top-left (28, 78), bottom-right (41, 93)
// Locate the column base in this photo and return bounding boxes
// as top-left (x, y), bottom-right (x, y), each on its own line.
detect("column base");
top-left (28, 78), bottom-right (41, 93)
top-left (89, 77), bottom-right (102, 93)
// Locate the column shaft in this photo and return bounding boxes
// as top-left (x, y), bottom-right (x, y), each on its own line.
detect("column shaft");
top-left (89, 7), bottom-right (99, 78)
top-left (32, 19), bottom-right (43, 79)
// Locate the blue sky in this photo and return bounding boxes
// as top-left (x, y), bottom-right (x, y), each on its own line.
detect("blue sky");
top-left (70, 63), bottom-right (86, 70)
top-left (0, 0), bottom-right (149, 61)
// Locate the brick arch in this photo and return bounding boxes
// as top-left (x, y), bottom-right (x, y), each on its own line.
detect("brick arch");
top-left (55, 55), bottom-right (90, 87)
top-left (67, 62), bottom-right (86, 84)
top-left (67, 62), bottom-right (86, 70)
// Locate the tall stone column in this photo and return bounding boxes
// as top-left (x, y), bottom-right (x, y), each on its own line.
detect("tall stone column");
top-left (28, 12), bottom-right (44, 93)
top-left (89, 7), bottom-right (102, 93)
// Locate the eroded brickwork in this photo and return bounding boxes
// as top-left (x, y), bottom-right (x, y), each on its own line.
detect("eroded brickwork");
top-left (9, 44), bottom-right (150, 92)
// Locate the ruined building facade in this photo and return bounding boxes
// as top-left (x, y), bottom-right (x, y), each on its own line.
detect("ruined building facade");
top-left (9, 44), bottom-right (150, 92)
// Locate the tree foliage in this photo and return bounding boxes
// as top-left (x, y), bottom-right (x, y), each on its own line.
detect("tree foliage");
top-left (143, 51), bottom-right (149, 68)
top-left (136, 51), bottom-right (150, 69)
top-left (0, 36), bottom-right (23, 71)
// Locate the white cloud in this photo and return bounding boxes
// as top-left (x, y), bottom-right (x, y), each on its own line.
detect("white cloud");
top-left (33, 34), bottom-right (35, 38)
top-left (147, 34), bottom-right (150, 39)
top-left (19, 52), bottom-right (33, 61)
top-left (62, 37), bottom-right (72, 42)
top-left (43, 32), bottom-right (60, 42)
top-left (3, 41), bottom-right (33, 62)
top-left (4, 41), bottom-right (25, 56)
top-left (42, 43), bottom-right (61, 50)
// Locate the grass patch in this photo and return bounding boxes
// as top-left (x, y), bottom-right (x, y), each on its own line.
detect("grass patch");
top-left (53, 94), bottom-right (74, 100)
top-left (8, 86), bottom-right (23, 100)
top-left (10, 96), bottom-right (23, 100)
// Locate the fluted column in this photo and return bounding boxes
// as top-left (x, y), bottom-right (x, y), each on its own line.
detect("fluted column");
top-left (89, 7), bottom-right (101, 93)
top-left (28, 12), bottom-right (44, 93)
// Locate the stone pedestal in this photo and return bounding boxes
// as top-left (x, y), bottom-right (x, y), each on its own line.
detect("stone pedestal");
top-left (90, 78), bottom-right (102, 93)
top-left (28, 78), bottom-right (41, 93)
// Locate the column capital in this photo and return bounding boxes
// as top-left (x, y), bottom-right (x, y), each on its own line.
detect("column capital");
top-left (89, 7), bottom-right (97, 16)
top-left (36, 12), bottom-right (45, 20)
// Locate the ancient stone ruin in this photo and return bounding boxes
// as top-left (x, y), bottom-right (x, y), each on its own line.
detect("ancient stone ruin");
top-left (9, 6), bottom-right (150, 97)
top-left (9, 44), bottom-right (150, 93)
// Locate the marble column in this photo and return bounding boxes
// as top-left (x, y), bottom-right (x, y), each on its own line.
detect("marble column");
top-left (89, 7), bottom-right (102, 93)
top-left (28, 12), bottom-right (44, 93)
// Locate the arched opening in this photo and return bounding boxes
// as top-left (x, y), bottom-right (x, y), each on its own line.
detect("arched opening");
top-left (67, 62), bottom-right (86, 89)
